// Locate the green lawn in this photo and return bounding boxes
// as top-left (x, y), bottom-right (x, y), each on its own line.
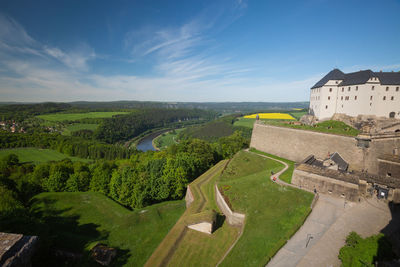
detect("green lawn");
top-left (153, 129), bottom-right (184, 150)
top-left (249, 148), bottom-right (295, 184)
top-left (218, 151), bottom-right (314, 266)
top-left (62, 123), bottom-right (99, 136)
top-left (264, 120), bottom-right (360, 136)
top-left (31, 192), bottom-right (186, 266)
top-left (289, 111), bottom-right (308, 120)
top-left (36, 112), bottom-right (129, 122)
top-left (145, 161), bottom-right (240, 267)
top-left (0, 148), bottom-right (91, 164)
top-left (233, 118), bottom-right (257, 129)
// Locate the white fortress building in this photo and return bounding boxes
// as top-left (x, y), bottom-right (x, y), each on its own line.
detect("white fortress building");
top-left (309, 69), bottom-right (400, 120)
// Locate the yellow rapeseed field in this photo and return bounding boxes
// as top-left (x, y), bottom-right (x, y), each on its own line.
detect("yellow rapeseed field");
top-left (244, 113), bottom-right (295, 120)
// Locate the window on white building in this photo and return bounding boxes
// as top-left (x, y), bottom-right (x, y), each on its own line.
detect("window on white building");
top-left (325, 105), bottom-right (328, 109)
top-left (386, 87), bottom-right (389, 91)
top-left (372, 86), bottom-right (375, 90)
top-left (356, 86), bottom-right (358, 91)
top-left (341, 96), bottom-right (343, 100)
top-left (329, 88), bottom-right (332, 92)
top-left (355, 96), bottom-right (357, 100)
top-left (396, 87), bottom-right (399, 92)
top-left (383, 96), bottom-right (386, 100)
top-left (348, 87), bottom-right (351, 91)
top-left (328, 96), bottom-right (330, 100)
top-left (391, 96), bottom-right (394, 100)
top-left (342, 88), bottom-right (344, 92)
top-left (370, 96), bottom-right (373, 100)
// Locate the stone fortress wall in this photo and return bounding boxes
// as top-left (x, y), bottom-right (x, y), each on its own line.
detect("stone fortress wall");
top-left (250, 121), bottom-right (400, 175)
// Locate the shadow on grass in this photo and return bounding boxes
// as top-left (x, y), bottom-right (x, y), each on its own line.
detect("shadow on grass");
top-left (214, 213), bottom-right (226, 232)
top-left (1, 197), bottom-right (130, 267)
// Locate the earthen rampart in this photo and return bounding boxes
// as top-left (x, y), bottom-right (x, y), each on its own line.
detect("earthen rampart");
top-left (215, 185), bottom-right (245, 226)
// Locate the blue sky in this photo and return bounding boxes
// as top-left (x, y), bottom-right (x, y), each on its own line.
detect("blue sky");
top-left (0, 0), bottom-right (400, 102)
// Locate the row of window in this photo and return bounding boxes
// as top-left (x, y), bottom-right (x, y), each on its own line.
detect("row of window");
top-left (324, 95), bottom-right (396, 101)
top-left (333, 86), bottom-right (400, 93)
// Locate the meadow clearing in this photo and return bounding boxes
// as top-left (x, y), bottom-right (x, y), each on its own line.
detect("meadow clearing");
top-left (62, 123), bottom-right (99, 135)
top-left (218, 151), bottom-right (313, 266)
top-left (153, 128), bottom-right (184, 150)
top-left (36, 111), bottom-right (129, 122)
top-left (0, 148), bottom-right (91, 164)
top-left (244, 113), bottom-right (295, 120)
top-left (31, 192), bottom-right (185, 266)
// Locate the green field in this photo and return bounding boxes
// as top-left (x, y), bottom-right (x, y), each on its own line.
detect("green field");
top-left (289, 111), bottom-right (308, 120)
top-left (218, 151), bottom-right (313, 266)
top-left (0, 148), bottom-right (91, 164)
top-left (36, 112), bottom-right (129, 122)
top-left (31, 192), bottom-right (185, 266)
top-left (62, 123), bottom-right (99, 136)
top-left (145, 161), bottom-right (240, 267)
top-left (153, 129), bottom-right (184, 150)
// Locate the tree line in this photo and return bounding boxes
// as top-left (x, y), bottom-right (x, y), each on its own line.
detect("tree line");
top-left (94, 108), bottom-right (216, 143)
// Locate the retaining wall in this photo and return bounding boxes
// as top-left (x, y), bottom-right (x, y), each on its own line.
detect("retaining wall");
top-left (185, 185), bottom-right (194, 208)
top-left (250, 122), bottom-right (400, 175)
top-left (215, 185), bottom-right (245, 226)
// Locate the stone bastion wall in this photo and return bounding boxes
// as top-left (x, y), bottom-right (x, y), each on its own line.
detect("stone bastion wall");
top-left (250, 122), bottom-right (400, 175)
top-left (215, 185), bottom-right (245, 226)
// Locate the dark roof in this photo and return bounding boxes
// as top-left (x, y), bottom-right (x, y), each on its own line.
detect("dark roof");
top-left (330, 152), bottom-right (349, 171)
top-left (374, 72), bottom-right (400, 85)
top-left (311, 69), bottom-right (400, 89)
top-left (338, 70), bottom-right (375, 86)
top-left (311, 69), bottom-right (345, 89)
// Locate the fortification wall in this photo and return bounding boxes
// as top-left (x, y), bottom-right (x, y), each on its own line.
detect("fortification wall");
top-left (292, 169), bottom-right (359, 201)
top-left (251, 122), bottom-right (364, 168)
top-left (185, 185), bottom-right (194, 208)
top-left (250, 122), bottom-right (400, 175)
top-left (215, 185), bottom-right (245, 226)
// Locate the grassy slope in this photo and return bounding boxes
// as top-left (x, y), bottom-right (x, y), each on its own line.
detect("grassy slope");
top-left (153, 129), bottom-right (184, 150)
top-left (145, 161), bottom-right (240, 267)
top-left (36, 112), bottom-right (128, 122)
top-left (219, 151), bottom-right (314, 266)
top-left (249, 148), bottom-right (295, 184)
top-left (31, 192), bottom-right (185, 266)
top-left (62, 123), bottom-right (99, 136)
top-left (0, 148), bottom-right (91, 164)
top-left (266, 120), bottom-right (360, 136)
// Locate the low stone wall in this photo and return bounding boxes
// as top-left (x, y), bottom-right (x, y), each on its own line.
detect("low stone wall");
top-left (292, 169), bottom-right (359, 201)
top-left (185, 185), bottom-right (194, 208)
top-left (0, 233), bottom-right (38, 267)
top-left (215, 185), bottom-right (245, 226)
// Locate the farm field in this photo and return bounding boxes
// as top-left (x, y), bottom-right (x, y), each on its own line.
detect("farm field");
top-left (218, 151), bottom-right (313, 266)
top-left (0, 148), bottom-right (91, 164)
top-left (31, 192), bottom-right (185, 266)
top-left (145, 160), bottom-right (240, 267)
top-left (62, 123), bottom-right (99, 135)
top-left (36, 111), bottom-right (129, 122)
top-left (153, 128), bottom-right (184, 150)
top-left (289, 110), bottom-right (308, 120)
top-left (244, 113), bottom-right (295, 120)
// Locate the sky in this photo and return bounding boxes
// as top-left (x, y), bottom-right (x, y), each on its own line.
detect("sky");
top-left (0, 0), bottom-right (400, 102)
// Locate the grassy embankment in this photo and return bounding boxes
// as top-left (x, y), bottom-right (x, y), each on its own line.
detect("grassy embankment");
top-left (153, 128), bottom-right (184, 150)
top-left (218, 151), bottom-right (314, 266)
top-left (145, 160), bottom-right (240, 267)
top-left (0, 148), bottom-right (91, 164)
top-left (31, 192), bottom-right (185, 266)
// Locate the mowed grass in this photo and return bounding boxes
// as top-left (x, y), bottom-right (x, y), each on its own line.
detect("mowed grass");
top-left (218, 151), bottom-right (313, 266)
top-left (62, 123), bottom-right (99, 136)
top-left (153, 129), bottom-right (184, 150)
top-left (145, 161), bottom-right (240, 267)
top-left (37, 112), bottom-right (129, 122)
top-left (249, 148), bottom-right (295, 184)
top-left (0, 148), bottom-right (91, 164)
top-left (31, 192), bottom-right (186, 266)
top-left (266, 120), bottom-right (360, 136)
top-left (289, 110), bottom-right (308, 120)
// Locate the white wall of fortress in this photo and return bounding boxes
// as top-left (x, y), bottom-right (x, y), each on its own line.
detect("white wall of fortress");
top-left (310, 80), bottom-right (400, 120)
top-left (250, 122), bottom-right (400, 175)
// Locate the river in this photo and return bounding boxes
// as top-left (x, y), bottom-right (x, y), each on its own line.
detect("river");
top-left (136, 130), bottom-right (169, 152)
